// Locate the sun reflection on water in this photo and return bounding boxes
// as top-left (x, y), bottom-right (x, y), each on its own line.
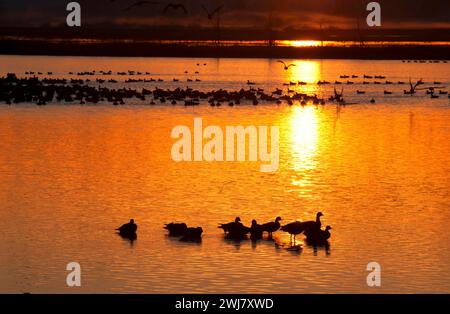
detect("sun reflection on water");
top-left (284, 60), bottom-right (322, 95)
top-left (288, 106), bottom-right (320, 194)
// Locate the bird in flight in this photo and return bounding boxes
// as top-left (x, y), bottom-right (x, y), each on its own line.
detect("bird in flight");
top-left (277, 60), bottom-right (297, 70)
top-left (201, 4), bottom-right (224, 20)
top-left (163, 3), bottom-right (188, 15)
top-left (123, 1), bottom-right (159, 11)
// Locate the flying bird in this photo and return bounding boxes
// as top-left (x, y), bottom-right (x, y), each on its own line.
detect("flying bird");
top-left (123, 1), bottom-right (159, 11)
top-left (163, 3), bottom-right (188, 15)
top-left (201, 4), bottom-right (224, 20)
top-left (277, 60), bottom-right (297, 70)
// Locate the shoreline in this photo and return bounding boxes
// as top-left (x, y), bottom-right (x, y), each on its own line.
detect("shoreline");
top-left (1, 40), bottom-right (450, 60)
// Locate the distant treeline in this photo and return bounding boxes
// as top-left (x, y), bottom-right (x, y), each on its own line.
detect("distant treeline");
top-left (1, 39), bottom-right (449, 60)
top-left (1, 26), bottom-right (450, 42)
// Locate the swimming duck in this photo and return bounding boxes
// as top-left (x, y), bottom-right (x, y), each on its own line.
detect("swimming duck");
top-left (164, 222), bottom-right (188, 237)
top-left (262, 216), bottom-right (282, 238)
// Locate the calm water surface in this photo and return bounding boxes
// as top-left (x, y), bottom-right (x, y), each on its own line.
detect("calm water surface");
top-left (0, 56), bottom-right (449, 293)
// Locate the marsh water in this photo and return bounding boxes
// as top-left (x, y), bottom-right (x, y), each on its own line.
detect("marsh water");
top-left (0, 56), bottom-right (450, 293)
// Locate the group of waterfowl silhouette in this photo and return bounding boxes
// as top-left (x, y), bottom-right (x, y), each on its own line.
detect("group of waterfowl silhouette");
top-left (1, 67), bottom-right (448, 107)
top-left (116, 212), bottom-right (332, 249)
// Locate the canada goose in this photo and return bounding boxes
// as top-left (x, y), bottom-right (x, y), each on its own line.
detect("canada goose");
top-left (262, 217), bottom-right (282, 237)
top-left (220, 217), bottom-right (250, 239)
top-left (384, 90), bottom-right (393, 95)
top-left (250, 220), bottom-right (264, 240)
top-left (116, 219), bottom-right (138, 237)
top-left (306, 226), bottom-right (332, 244)
top-left (357, 90), bottom-right (366, 94)
top-left (164, 222), bottom-right (188, 236)
top-left (281, 212), bottom-right (323, 242)
top-left (219, 217), bottom-right (241, 233)
top-left (180, 227), bottom-right (203, 242)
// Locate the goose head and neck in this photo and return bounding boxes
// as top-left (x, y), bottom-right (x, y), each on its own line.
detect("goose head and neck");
top-left (275, 217), bottom-right (282, 223)
top-left (235, 217), bottom-right (241, 223)
top-left (316, 212), bottom-right (323, 224)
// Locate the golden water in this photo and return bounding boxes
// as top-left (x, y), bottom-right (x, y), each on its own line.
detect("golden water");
top-left (0, 56), bottom-right (449, 293)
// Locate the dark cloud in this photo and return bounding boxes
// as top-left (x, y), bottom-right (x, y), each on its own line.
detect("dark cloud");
top-left (0, 0), bottom-right (449, 28)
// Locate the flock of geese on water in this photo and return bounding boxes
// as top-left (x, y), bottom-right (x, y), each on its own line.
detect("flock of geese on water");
top-left (116, 212), bottom-right (332, 250)
top-left (0, 59), bottom-right (448, 107)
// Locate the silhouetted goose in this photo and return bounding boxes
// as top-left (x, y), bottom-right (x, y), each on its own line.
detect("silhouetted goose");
top-left (281, 222), bottom-right (304, 242)
top-left (225, 224), bottom-right (250, 240)
top-left (180, 227), bottom-right (203, 242)
top-left (277, 60), bottom-right (297, 71)
top-left (116, 219), bottom-right (138, 237)
top-left (220, 217), bottom-right (250, 239)
top-left (164, 222), bottom-right (188, 237)
top-left (262, 216), bottom-right (282, 238)
top-left (306, 226), bottom-right (332, 245)
top-left (250, 220), bottom-right (264, 240)
top-left (219, 217), bottom-right (241, 234)
top-left (281, 212), bottom-right (323, 242)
